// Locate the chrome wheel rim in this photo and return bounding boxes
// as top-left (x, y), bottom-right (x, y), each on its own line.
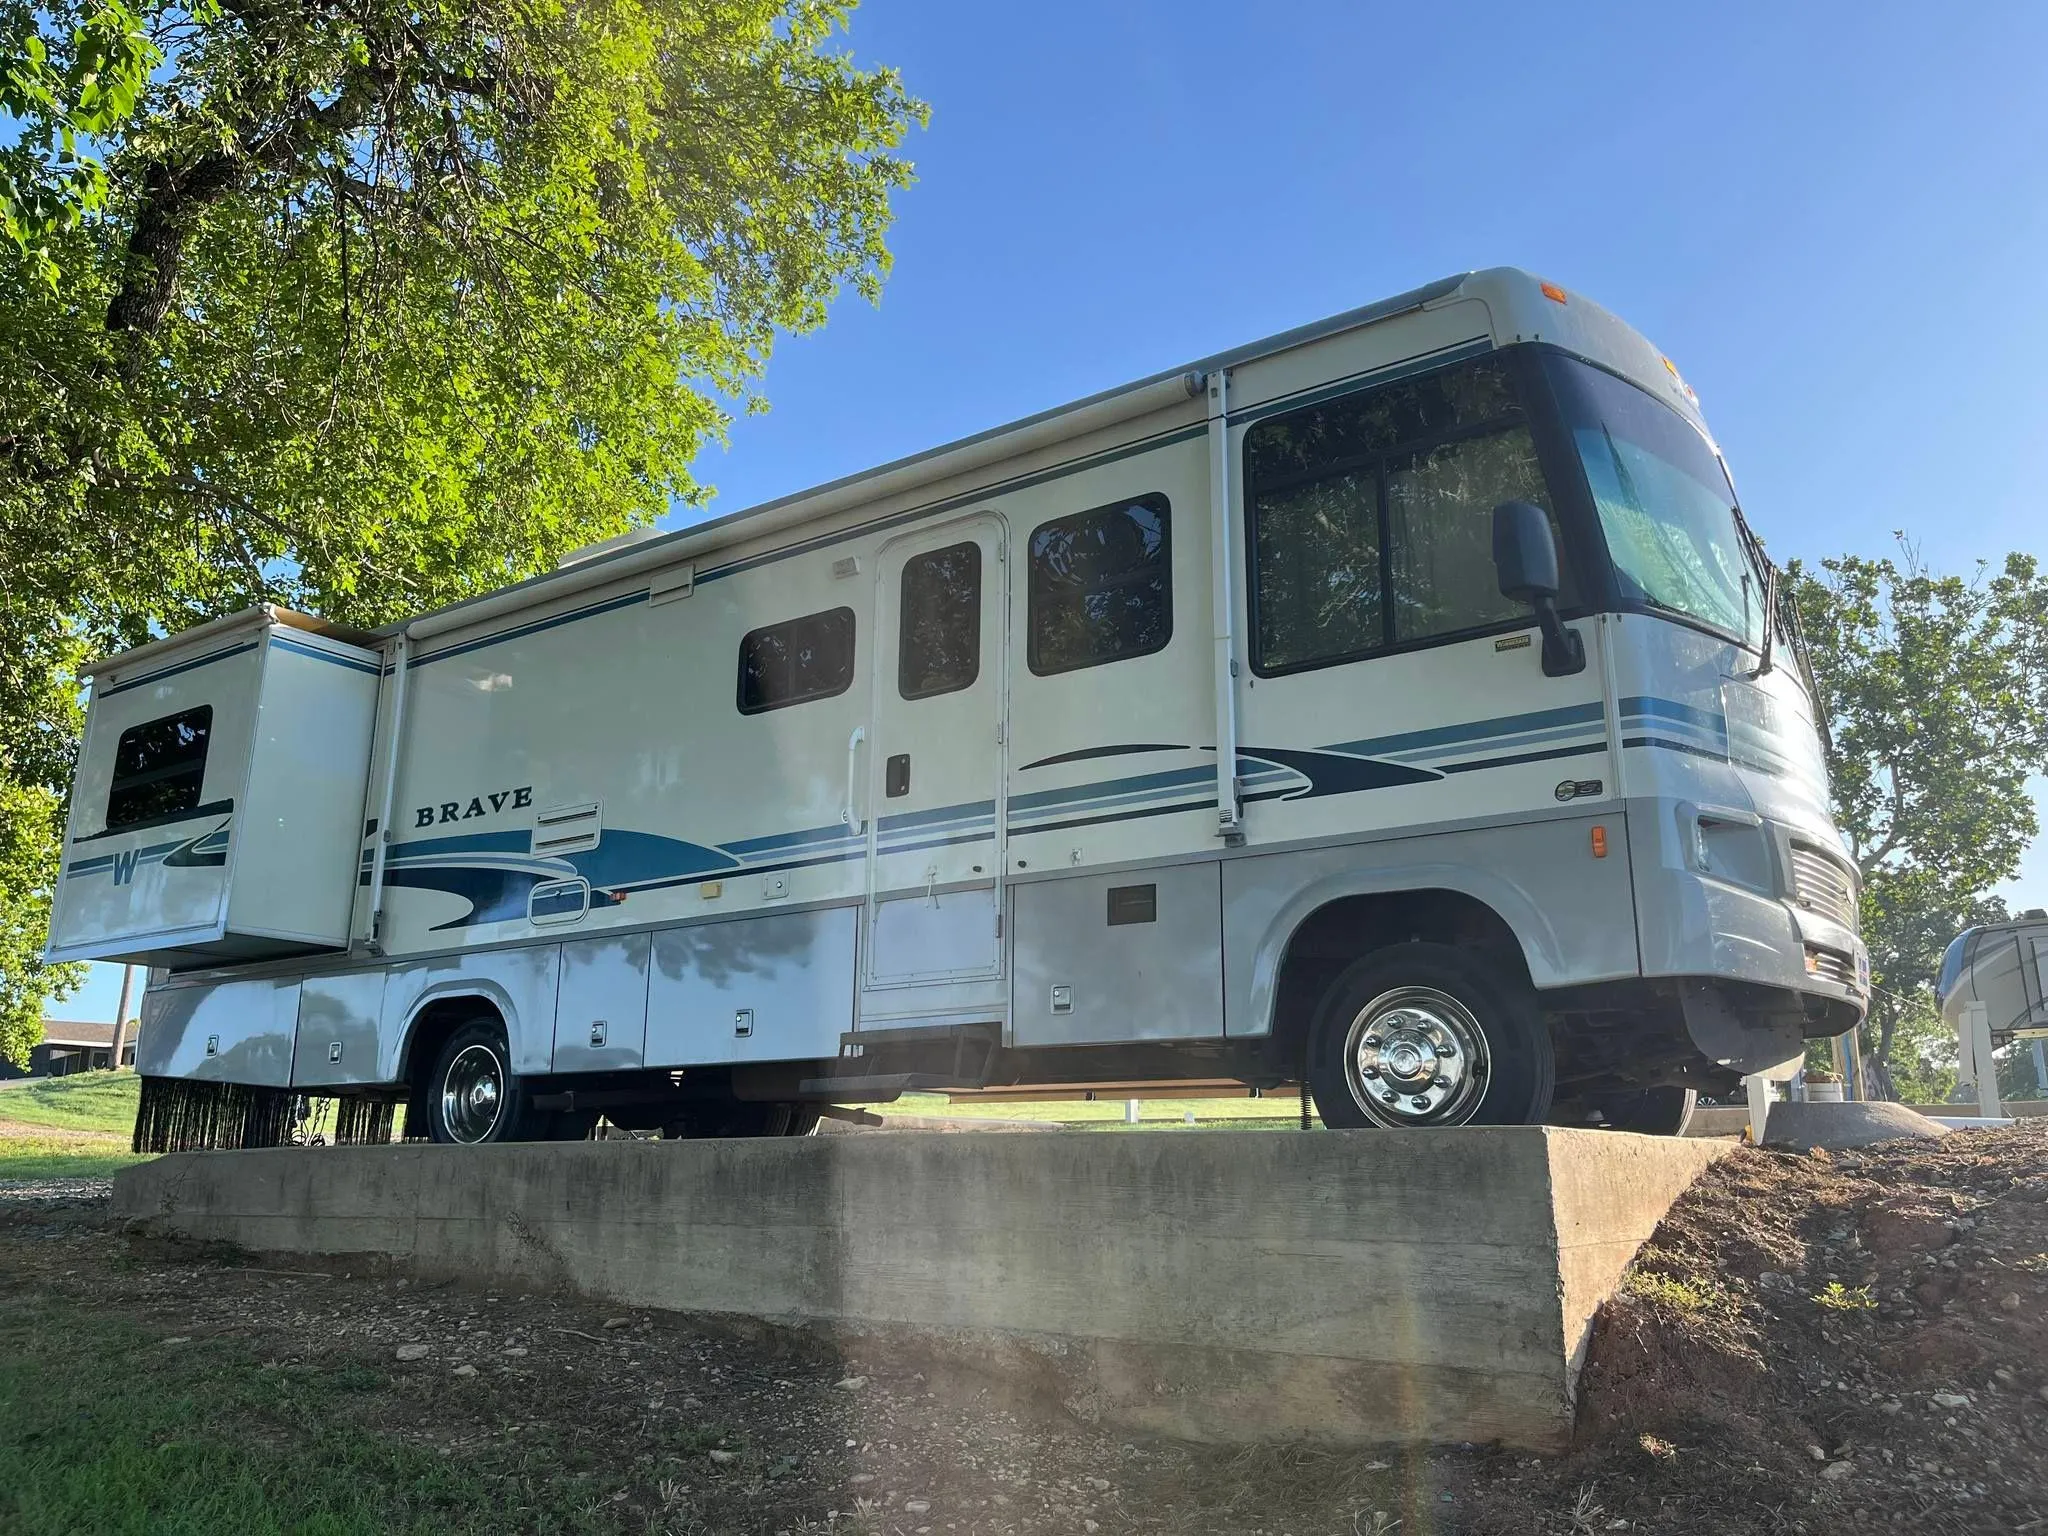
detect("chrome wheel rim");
top-left (1343, 986), bottom-right (1490, 1127)
top-left (440, 1042), bottom-right (506, 1143)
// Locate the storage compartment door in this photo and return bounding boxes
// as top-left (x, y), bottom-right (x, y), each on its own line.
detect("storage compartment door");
top-left (292, 971), bottom-right (389, 1088)
top-left (553, 931), bottom-right (651, 1072)
top-left (137, 976), bottom-right (302, 1087)
top-left (646, 907), bottom-right (856, 1067)
top-left (1011, 864), bottom-right (1225, 1046)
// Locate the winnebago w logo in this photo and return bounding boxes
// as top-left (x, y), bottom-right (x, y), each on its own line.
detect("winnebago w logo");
top-left (111, 849), bottom-right (141, 885)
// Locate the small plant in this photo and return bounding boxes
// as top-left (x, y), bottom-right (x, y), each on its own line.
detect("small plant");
top-left (1565, 1483), bottom-right (1606, 1536)
top-left (1813, 1282), bottom-right (1876, 1312)
top-left (1622, 1271), bottom-right (1711, 1315)
top-left (1353, 1512), bottom-right (1400, 1535)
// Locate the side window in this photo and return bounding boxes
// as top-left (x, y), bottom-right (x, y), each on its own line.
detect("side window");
top-left (1246, 354), bottom-right (1567, 675)
top-left (898, 541), bottom-right (982, 700)
top-left (107, 706), bottom-right (214, 829)
top-left (736, 607), bottom-right (856, 715)
top-left (1027, 493), bottom-right (1172, 677)
top-left (1252, 469), bottom-right (1383, 674)
top-left (1387, 426), bottom-right (1551, 643)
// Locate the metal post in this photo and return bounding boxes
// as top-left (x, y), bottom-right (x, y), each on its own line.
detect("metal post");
top-left (108, 964), bottom-right (137, 1071)
top-left (2032, 1039), bottom-right (2046, 1097)
top-left (1963, 1001), bottom-right (2002, 1120)
top-left (1743, 1072), bottom-right (1772, 1145)
top-left (1204, 369), bottom-right (1244, 844)
top-left (1843, 1027), bottom-right (1865, 1101)
top-left (1124, 1098), bottom-right (1141, 1125)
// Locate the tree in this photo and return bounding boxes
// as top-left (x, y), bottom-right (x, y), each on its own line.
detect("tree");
top-left (0, 0), bottom-right (923, 1062)
top-left (1788, 545), bottom-right (2048, 1099)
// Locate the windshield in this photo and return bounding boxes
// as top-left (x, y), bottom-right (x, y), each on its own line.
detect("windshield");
top-left (1556, 359), bottom-right (1766, 649)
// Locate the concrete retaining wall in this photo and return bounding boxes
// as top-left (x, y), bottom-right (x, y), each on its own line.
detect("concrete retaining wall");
top-left (112, 1126), bottom-right (1725, 1451)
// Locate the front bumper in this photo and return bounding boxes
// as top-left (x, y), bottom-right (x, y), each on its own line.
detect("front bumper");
top-left (1627, 799), bottom-right (1868, 1051)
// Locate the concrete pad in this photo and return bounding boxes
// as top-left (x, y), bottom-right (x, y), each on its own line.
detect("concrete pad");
top-left (1761, 1100), bottom-right (1949, 1150)
top-left (112, 1126), bottom-right (1726, 1452)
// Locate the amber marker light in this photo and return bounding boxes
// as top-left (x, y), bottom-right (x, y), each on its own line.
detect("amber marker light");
top-left (1591, 826), bottom-right (1609, 859)
top-left (1539, 281), bottom-right (1568, 304)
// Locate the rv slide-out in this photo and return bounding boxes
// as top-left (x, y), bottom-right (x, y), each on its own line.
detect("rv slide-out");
top-left (48, 609), bottom-right (380, 969)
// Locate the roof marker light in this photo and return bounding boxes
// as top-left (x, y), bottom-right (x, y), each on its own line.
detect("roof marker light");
top-left (1539, 281), bottom-right (1568, 304)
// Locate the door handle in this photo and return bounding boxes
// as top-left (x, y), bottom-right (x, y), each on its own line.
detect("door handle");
top-left (843, 727), bottom-right (867, 835)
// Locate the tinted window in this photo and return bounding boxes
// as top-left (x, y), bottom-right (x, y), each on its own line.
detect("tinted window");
top-left (107, 706), bottom-right (213, 829)
top-left (1027, 494), bottom-right (1172, 676)
top-left (736, 607), bottom-right (856, 715)
top-left (1246, 355), bottom-right (1565, 674)
top-left (1387, 427), bottom-right (1551, 643)
top-left (898, 542), bottom-right (982, 700)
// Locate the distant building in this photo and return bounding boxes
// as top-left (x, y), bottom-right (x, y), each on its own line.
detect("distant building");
top-left (0, 1020), bottom-right (137, 1080)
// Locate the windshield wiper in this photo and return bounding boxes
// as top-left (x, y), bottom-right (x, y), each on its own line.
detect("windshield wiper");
top-left (1729, 505), bottom-right (1777, 678)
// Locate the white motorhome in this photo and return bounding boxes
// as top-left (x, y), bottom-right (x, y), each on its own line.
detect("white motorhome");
top-left (49, 269), bottom-right (1869, 1148)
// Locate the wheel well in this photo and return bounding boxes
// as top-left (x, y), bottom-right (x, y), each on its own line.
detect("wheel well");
top-left (400, 996), bottom-right (504, 1093)
top-left (1268, 889), bottom-right (1531, 1059)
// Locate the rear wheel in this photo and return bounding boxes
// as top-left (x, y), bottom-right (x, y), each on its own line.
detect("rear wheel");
top-left (424, 1018), bottom-right (574, 1144)
top-left (1306, 942), bottom-right (1553, 1130)
top-left (661, 1099), bottom-right (821, 1139)
top-left (1594, 1085), bottom-right (1697, 1137)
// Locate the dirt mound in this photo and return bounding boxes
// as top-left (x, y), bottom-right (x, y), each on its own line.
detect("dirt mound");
top-left (1472, 1122), bottom-right (2048, 1534)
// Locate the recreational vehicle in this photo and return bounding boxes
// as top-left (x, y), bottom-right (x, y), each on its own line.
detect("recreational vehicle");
top-left (1939, 912), bottom-right (2048, 1042)
top-left (47, 268), bottom-right (1868, 1148)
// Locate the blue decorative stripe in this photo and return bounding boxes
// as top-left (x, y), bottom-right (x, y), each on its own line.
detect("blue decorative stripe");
top-left (270, 635), bottom-right (381, 675)
top-left (97, 642), bottom-right (259, 698)
top-left (1327, 702), bottom-right (1605, 763)
top-left (348, 695), bottom-right (1813, 932)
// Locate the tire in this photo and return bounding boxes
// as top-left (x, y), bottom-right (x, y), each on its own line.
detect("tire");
top-left (1595, 1085), bottom-right (1697, 1137)
top-left (661, 1100), bottom-right (821, 1139)
top-left (1306, 941), bottom-right (1554, 1130)
top-left (424, 1018), bottom-right (559, 1145)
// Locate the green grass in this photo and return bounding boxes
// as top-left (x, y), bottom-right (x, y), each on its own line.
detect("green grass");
top-left (874, 1090), bottom-right (1312, 1127)
top-left (0, 1296), bottom-right (636, 1535)
top-left (0, 1135), bottom-right (148, 1182)
top-left (0, 1070), bottom-right (142, 1133)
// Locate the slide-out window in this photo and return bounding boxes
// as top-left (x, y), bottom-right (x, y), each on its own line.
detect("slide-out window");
top-left (898, 541), bottom-right (982, 700)
top-left (1026, 493), bottom-right (1172, 676)
top-left (1245, 354), bottom-right (1566, 675)
top-left (106, 706), bottom-right (214, 829)
top-left (736, 607), bottom-right (857, 715)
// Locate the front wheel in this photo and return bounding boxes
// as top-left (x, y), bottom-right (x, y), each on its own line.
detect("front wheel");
top-left (1306, 942), bottom-right (1554, 1130)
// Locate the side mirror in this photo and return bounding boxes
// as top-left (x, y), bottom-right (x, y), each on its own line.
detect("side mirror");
top-left (1491, 501), bottom-right (1586, 677)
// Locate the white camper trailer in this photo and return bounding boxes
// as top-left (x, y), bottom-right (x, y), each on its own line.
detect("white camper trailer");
top-left (52, 269), bottom-right (1868, 1148)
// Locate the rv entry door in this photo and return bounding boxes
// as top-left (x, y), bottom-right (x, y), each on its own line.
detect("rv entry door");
top-left (861, 517), bottom-right (1008, 1002)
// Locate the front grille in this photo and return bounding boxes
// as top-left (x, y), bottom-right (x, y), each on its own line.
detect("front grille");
top-left (1789, 842), bottom-right (1860, 933)
top-left (1804, 946), bottom-right (1857, 988)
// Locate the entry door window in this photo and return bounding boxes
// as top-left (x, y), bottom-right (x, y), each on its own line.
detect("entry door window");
top-left (898, 541), bottom-right (982, 700)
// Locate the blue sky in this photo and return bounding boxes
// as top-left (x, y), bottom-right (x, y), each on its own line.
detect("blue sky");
top-left (52, 0), bottom-right (2048, 1018)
